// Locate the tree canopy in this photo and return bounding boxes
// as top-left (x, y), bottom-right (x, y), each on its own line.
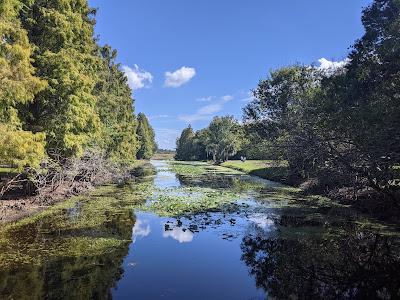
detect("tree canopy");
top-left (136, 113), bottom-right (156, 160)
top-left (175, 117), bottom-right (243, 164)
top-left (0, 0), bottom-right (150, 167)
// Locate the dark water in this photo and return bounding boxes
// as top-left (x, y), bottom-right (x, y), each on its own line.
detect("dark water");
top-left (1, 160), bottom-right (400, 300)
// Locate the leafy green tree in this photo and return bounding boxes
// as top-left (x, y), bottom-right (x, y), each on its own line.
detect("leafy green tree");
top-left (136, 113), bottom-right (155, 159)
top-left (0, 0), bottom-right (46, 126)
top-left (243, 0), bottom-right (400, 201)
top-left (316, 0), bottom-right (400, 195)
top-left (244, 66), bottom-right (323, 179)
top-left (205, 116), bottom-right (243, 163)
top-left (175, 125), bottom-right (196, 160)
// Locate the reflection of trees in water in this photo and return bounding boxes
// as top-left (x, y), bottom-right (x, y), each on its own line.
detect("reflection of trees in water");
top-left (0, 210), bottom-right (136, 300)
top-left (0, 247), bottom-right (127, 300)
top-left (241, 225), bottom-right (400, 299)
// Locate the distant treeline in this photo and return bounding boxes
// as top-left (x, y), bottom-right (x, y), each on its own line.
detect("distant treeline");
top-left (176, 0), bottom-right (400, 204)
top-left (0, 0), bottom-right (156, 171)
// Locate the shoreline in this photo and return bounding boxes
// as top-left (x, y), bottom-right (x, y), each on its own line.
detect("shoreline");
top-left (0, 189), bottom-right (93, 225)
top-left (221, 160), bottom-right (400, 225)
top-left (0, 160), bottom-right (154, 225)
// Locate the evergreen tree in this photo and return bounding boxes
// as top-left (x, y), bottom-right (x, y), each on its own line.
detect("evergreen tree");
top-left (20, 0), bottom-right (102, 157)
top-left (0, 0), bottom-right (46, 168)
top-left (95, 45), bottom-right (139, 163)
top-left (136, 113), bottom-right (155, 159)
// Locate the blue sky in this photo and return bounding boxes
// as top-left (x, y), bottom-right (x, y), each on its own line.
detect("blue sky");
top-left (89, 0), bottom-right (372, 149)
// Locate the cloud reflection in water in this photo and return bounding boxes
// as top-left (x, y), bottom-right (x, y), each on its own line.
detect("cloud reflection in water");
top-left (132, 219), bottom-right (151, 243)
top-left (163, 226), bottom-right (194, 243)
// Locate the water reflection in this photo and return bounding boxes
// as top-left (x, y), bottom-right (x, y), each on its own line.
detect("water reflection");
top-left (1, 160), bottom-right (399, 299)
top-left (0, 211), bottom-right (135, 300)
top-left (132, 219), bottom-right (151, 243)
top-left (0, 165), bottom-right (155, 300)
top-left (241, 224), bottom-right (400, 299)
top-left (163, 226), bottom-right (194, 243)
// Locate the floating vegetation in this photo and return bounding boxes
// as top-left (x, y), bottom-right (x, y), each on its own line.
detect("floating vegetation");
top-left (168, 161), bottom-right (242, 177)
top-left (141, 186), bottom-right (248, 217)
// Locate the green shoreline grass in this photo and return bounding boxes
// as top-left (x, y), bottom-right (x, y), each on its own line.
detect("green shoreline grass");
top-left (221, 160), bottom-right (290, 184)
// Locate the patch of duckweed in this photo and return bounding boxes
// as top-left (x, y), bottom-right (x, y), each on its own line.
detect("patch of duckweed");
top-left (141, 186), bottom-right (247, 217)
top-left (168, 161), bottom-right (210, 176)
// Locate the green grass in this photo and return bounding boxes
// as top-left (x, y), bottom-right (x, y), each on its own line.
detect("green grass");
top-left (222, 160), bottom-right (290, 183)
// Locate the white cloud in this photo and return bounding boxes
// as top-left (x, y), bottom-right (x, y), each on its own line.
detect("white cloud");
top-left (221, 95), bottom-right (234, 102)
top-left (196, 96), bottom-right (213, 102)
top-left (164, 66), bottom-right (196, 88)
top-left (197, 103), bottom-right (222, 115)
top-left (317, 58), bottom-right (350, 76)
top-left (163, 226), bottom-right (194, 243)
top-left (149, 114), bottom-right (170, 120)
top-left (122, 64), bottom-right (153, 91)
top-left (179, 95), bottom-right (233, 123)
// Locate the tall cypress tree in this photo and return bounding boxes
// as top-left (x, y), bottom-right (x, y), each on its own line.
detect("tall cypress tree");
top-left (136, 113), bottom-right (155, 159)
top-left (0, 0), bottom-right (47, 169)
top-left (0, 0), bottom-right (46, 125)
top-left (95, 45), bottom-right (139, 163)
top-left (20, 0), bottom-right (102, 157)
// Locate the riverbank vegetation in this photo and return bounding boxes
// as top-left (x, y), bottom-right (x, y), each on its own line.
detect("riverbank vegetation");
top-left (221, 161), bottom-right (290, 184)
top-left (0, 0), bottom-right (156, 210)
top-left (175, 0), bottom-right (400, 220)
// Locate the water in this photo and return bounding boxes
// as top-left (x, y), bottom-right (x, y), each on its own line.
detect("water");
top-left (0, 160), bottom-right (399, 299)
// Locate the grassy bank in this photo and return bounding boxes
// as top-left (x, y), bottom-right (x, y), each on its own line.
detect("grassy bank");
top-left (221, 160), bottom-right (290, 184)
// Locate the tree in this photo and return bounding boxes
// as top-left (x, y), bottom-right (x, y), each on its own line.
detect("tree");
top-left (175, 125), bottom-right (196, 160)
top-left (136, 113), bottom-right (155, 159)
top-left (0, 0), bottom-right (47, 168)
top-left (95, 45), bottom-right (139, 164)
top-left (20, 0), bottom-right (102, 157)
top-left (0, 124), bottom-right (45, 170)
top-left (205, 116), bottom-right (243, 164)
top-left (316, 0), bottom-right (400, 196)
top-left (244, 66), bottom-right (323, 177)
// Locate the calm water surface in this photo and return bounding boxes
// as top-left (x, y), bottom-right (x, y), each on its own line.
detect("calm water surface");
top-left (0, 160), bottom-right (399, 299)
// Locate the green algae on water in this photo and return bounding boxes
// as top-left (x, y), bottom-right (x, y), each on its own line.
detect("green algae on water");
top-left (0, 180), bottom-right (153, 271)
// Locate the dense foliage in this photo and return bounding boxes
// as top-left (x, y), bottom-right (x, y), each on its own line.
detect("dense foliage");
top-left (0, 0), bottom-right (47, 168)
top-left (136, 113), bottom-right (156, 160)
top-left (175, 116), bottom-right (243, 163)
top-left (0, 0), bottom-right (155, 169)
top-left (243, 0), bottom-right (400, 202)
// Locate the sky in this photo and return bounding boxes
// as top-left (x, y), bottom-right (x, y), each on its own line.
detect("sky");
top-left (88, 0), bottom-right (372, 149)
